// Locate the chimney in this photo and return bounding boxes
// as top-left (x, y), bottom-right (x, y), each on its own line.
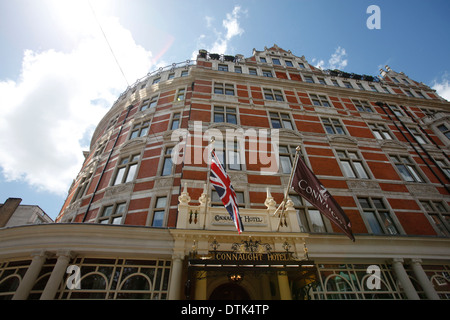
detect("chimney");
top-left (0, 198), bottom-right (22, 227)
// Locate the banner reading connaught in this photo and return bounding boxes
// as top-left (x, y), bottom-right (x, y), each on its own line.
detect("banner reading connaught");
top-left (291, 156), bottom-right (355, 241)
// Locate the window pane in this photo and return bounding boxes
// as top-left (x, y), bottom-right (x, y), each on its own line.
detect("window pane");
top-left (434, 202), bottom-right (446, 212)
top-left (140, 127), bottom-right (148, 137)
top-left (102, 206), bottom-right (113, 217)
top-left (112, 216), bottom-right (122, 225)
top-left (407, 165), bottom-right (423, 182)
top-left (162, 158), bottom-right (173, 176)
top-left (337, 151), bottom-right (346, 158)
top-left (116, 203), bottom-right (126, 215)
top-left (309, 210), bottom-right (326, 232)
top-left (341, 161), bottom-right (356, 178)
top-left (297, 209), bottom-right (309, 232)
top-left (324, 125), bottom-right (334, 134)
top-left (290, 195), bottom-right (303, 206)
top-left (214, 113), bottom-right (224, 123)
top-left (363, 211), bottom-right (383, 234)
top-left (152, 210), bottom-right (165, 227)
top-left (271, 119), bottom-right (282, 128)
top-left (282, 120), bottom-right (293, 130)
top-left (125, 164), bottom-right (137, 183)
top-left (420, 201), bottom-right (433, 211)
top-left (279, 146), bottom-right (289, 153)
top-left (228, 151), bottom-right (241, 170)
top-left (171, 119), bottom-right (179, 130)
top-left (280, 156), bottom-right (292, 174)
top-left (216, 150), bottom-right (225, 166)
top-left (379, 211), bottom-right (398, 235)
top-left (358, 198), bottom-right (371, 209)
top-left (431, 215), bottom-right (450, 236)
top-left (372, 199), bottom-right (385, 209)
top-left (226, 113), bottom-right (237, 124)
top-left (335, 126), bottom-right (345, 134)
top-left (396, 164), bottom-right (414, 181)
top-left (156, 197), bottom-right (167, 208)
top-left (114, 167), bottom-right (126, 185)
top-left (235, 192), bottom-right (244, 204)
top-left (354, 162), bottom-right (369, 179)
top-left (130, 130), bottom-right (139, 139)
top-left (211, 191), bottom-right (220, 202)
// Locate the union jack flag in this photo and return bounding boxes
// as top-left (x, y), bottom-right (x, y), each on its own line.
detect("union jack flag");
top-left (209, 150), bottom-right (244, 234)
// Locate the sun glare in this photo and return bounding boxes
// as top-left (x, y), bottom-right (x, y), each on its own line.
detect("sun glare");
top-left (45, 0), bottom-right (109, 38)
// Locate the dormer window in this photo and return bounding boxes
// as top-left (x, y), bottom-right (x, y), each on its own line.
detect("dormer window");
top-left (272, 58), bottom-right (281, 65)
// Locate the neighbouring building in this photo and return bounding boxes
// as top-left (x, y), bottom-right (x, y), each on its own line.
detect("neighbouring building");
top-left (0, 198), bottom-right (53, 228)
top-left (1, 45), bottom-right (449, 300)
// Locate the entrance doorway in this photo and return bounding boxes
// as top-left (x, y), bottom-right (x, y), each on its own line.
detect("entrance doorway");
top-left (209, 283), bottom-right (250, 300)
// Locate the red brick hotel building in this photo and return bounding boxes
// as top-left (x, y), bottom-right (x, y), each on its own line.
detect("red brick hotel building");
top-left (1, 45), bottom-right (449, 300)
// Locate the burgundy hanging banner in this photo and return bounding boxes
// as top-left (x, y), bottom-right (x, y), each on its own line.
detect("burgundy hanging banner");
top-left (291, 157), bottom-right (355, 241)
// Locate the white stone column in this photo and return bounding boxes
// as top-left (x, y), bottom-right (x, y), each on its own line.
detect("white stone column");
top-left (40, 250), bottom-right (73, 300)
top-left (277, 271), bottom-right (292, 300)
top-left (410, 259), bottom-right (440, 300)
top-left (261, 274), bottom-right (272, 300)
top-left (392, 258), bottom-right (420, 300)
top-left (168, 255), bottom-right (184, 300)
top-left (194, 271), bottom-right (207, 300)
top-left (13, 250), bottom-right (48, 300)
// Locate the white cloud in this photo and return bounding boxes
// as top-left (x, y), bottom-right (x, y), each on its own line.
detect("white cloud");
top-left (196, 5), bottom-right (246, 56)
top-left (314, 46), bottom-right (348, 70)
top-left (205, 16), bottom-right (214, 28)
top-left (223, 6), bottom-right (245, 40)
top-left (432, 74), bottom-right (450, 101)
top-left (0, 15), bottom-right (153, 195)
top-left (328, 47), bottom-right (348, 70)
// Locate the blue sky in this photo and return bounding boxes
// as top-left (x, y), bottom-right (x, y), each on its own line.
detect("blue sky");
top-left (1, 0), bottom-right (449, 220)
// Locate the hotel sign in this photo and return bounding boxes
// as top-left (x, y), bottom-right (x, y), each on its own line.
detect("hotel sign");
top-left (212, 214), bottom-right (266, 226)
top-left (188, 238), bottom-right (313, 268)
top-left (211, 251), bottom-right (292, 263)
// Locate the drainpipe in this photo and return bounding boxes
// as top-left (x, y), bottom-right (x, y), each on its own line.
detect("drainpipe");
top-left (376, 102), bottom-right (450, 193)
top-left (82, 105), bottom-right (133, 222)
top-left (399, 104), bottom-right (450, 173)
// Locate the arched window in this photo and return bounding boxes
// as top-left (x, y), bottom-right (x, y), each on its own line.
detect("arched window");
top-left (117, 274), bottom-right (152, 299)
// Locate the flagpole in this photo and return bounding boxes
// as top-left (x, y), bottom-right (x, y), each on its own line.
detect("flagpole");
top-left (204, 136), bottom-right (215, 219)
top-left (274, 146), bottom-right (301, 230)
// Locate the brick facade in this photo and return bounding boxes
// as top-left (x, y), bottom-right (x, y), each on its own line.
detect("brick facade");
top-left (57, 45), bottom-right (450, 240)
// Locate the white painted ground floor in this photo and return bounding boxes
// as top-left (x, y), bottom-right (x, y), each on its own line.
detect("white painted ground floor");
top-left (0, 223), bottom-right (449, 300)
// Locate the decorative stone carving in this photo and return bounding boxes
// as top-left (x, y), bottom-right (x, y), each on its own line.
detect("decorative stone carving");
top-left (155, 178), bottom-right (173, 188)
top-left (104, 183), bottom-right (133, 197)
top-left (407, 184), bottom-right (439, 196)
top-left (264, 188), bottom-right (276, 210)
top-left (329, 135), bottom-right (358, 147)
top-left (119, 138), bottom-right (146, 153)
top-left (347, 180), bottom-right (381, 192)
top-left (178, 183), bottom-right (191, 205)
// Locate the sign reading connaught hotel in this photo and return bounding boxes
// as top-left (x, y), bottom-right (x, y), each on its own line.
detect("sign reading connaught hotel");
top-left (0, 45), bottom-right (449, 301)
